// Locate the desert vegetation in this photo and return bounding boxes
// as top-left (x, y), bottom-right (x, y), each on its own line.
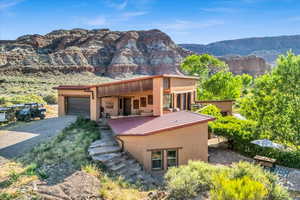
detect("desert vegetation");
top-left (0, 72), bottom-right (113, 106)
top-left (0, 117), bottom-right (100, 198)
top-left (165, 161), bottom-right (290, 200)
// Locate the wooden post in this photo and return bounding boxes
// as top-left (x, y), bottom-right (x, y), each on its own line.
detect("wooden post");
top-left (58, 95), bottom-right (66, 116)
top-left (153, 77), bottom-right (163, 116)
top-left (90, 87), bottom-right (100, 121)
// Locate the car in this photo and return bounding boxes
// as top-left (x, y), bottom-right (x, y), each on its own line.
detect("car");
top-left (15, 103), bottom-right (46, 122)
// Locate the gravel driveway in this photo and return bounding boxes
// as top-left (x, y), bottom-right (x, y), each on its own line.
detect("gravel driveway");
top-left (0, 116), bottom-right (76, 159)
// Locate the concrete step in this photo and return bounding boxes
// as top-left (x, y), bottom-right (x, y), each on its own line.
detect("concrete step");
top-left (89, 146), bottom-right (121, 156)
top-left (90, 140), bottom-right (117, 148)
top-left (99, 125), bottom-right (110, 130)
top-left (106, 157), bottom-right (126, 168)
top-left (92, 153), bottom-right (122, 163)
top-left (111, 162), bottom-right (126, 172)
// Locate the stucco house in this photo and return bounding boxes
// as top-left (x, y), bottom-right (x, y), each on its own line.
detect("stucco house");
top-left (54, 75), bottom-right (215, 171)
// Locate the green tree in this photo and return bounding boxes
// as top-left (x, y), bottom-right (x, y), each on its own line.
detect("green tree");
top-left (199, 71), bottom-right (243, 100)
top-left (180, 54), bottom-right (228, 79)
top-left (240, 52), bottom-right (300, 148)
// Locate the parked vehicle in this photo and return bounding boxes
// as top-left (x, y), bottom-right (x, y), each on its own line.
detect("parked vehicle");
top-left (0, 107), bottom-right (15, 123)
top-left (16, 103), bottom-right (46, 122)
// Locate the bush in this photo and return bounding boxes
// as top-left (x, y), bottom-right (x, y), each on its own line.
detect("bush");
top-left (210, 114), bottom-right (300, 169)
top-left (8, 94), bottom-right (46, 105)
top-left (43, 94), bottom-right (57, 104)
top-left (0, 97), bottom-right (6, 106)
top-left (210, 174), bottom-right (267, 200)
top-left (165, 161), bottom-right (290, 200)
top-left (165, 161), bottom-right (225, 199)
top-left (196, 104), bottom-right (222, 119)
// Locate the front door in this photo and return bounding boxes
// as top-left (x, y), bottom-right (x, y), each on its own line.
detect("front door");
top-left (123, 97), bottom-right (131, 116)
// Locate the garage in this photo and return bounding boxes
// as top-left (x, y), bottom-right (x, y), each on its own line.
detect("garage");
top-left (66, 97), bottom-right (90, 117)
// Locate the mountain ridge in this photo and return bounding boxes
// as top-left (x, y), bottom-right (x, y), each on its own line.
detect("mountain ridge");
top-left (179, 34), bottom-right (300, 64)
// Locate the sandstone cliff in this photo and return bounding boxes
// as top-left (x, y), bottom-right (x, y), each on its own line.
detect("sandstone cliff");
top-left (0, 29), bottom-right (190, 77)
top-left (220, 55), bottom-right (271, 77)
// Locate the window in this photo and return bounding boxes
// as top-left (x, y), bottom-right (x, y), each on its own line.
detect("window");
top-left (133, 99), bottom-right (139, 109)
top-left (167, 150), bottom-right (178, 168)
top-left (148, 95), bottom-right (153, 105)
top-left (163, 78), bottom-right (170, 89)
top-left (151, 150), bottom-right (163, 170)
top-left (163, 94), bottom-right (172, 109)
top-left (140, 97), bottom-right (147, 107)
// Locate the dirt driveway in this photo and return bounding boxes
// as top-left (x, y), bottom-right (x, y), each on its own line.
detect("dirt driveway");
top-left (0, 116), bottom-right (76, 159)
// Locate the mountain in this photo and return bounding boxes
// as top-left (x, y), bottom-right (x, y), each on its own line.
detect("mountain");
top-left (0, 28), bottom-right (274, 78)
top-left (0, 29), bottom-right (191, 77)
top-left (179, 35), bottom-right (300, 65)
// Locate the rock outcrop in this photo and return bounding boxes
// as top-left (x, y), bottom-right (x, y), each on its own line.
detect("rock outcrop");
top-left (220, 55), bottom-right (271, 77)
top-left (0, 29), bottom-right (188, 77)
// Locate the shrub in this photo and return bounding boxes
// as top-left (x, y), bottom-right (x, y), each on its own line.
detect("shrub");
top-left (210, 116), bottom-right (258, 151)
top-left (165, 161), bottom-right (290, 200)
top-left (43, 94), bottom-right (57, 104)
top-left (210, 114), bottom-right (300, 169)
top-left (0, 97), bottom-right (6, 105)
top-left (165, 161), bottom-right (224, 199)
top-left (196, 104), bottom-right (222, 119)
top-left (8, 94), bottom-right (46, 105)
top-left (210, 174), bottom-right (267, 200)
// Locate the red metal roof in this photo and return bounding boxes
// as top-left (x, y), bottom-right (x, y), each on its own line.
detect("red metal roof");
top-left (108, 111), bottom-right (215, 136)
top-left (53, 74), bottom-right (199, 90)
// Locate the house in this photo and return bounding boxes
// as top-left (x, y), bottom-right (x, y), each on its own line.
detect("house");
top-left (54, 75), bottom-right (215, 171)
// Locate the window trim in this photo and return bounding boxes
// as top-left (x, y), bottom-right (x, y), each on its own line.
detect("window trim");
top-left (140, 97), bottom-right (147, 107)
top-left (133, 99), bottom-right (139, 109)
top-left (147, 95), bottom-right (153, 105)
top-left (151, 150), bottom-right (164, 171)
top-left (167, 149), bottom-right (178, 169)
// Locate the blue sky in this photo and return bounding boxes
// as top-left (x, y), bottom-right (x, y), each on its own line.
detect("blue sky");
top-left (1, 0), bottom-right (300, 44)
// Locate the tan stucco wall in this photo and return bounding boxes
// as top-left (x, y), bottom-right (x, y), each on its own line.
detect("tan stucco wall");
top-left (118, 122), bottom-right (208, 171)
top-left (170, 78), bottom-right (197, 93)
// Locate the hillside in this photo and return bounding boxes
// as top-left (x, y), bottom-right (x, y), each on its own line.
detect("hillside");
top-left (179, 34), bottom-right (300, 65)
top-left (0, 29), bottom-right (190, 77)
top-left (0, 28), bottom-right (272, 79)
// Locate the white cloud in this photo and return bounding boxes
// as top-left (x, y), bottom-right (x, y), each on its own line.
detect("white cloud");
top-left (0, 0), bottom-right (23, 10)
top-left (86, 16), bottom-right (107, 26)
top-left (105, 0), bottom-right (128, 10)
top-left (122, 11), bottom-right (147, 18)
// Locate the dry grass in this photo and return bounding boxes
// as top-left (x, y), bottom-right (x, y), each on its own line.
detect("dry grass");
top-left (0, 72), bottom-right (114, 98)
top-left (82, 163), bottom-right (150, 200)
top-left (0, 162), bottom-right (39, 199)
